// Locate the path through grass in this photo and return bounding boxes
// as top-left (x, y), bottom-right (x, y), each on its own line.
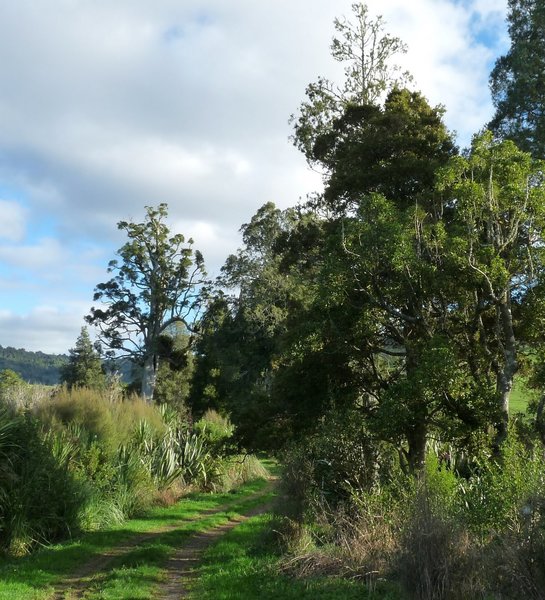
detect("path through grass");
top-left (0, 478), bottom-right (271, 600)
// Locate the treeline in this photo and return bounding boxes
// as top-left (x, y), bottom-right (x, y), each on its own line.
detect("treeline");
top-left (0, 345), bottom-right (67, 385)
top-left (182, 3), bottom-right (545, 597)
top-left (188, 2), bottom-right (545, 465)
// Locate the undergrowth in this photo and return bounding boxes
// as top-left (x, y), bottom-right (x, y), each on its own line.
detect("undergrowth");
top-left (277, 423), bottom-right (545, 599)
top-left (0, 384), bottom-right (266, 557)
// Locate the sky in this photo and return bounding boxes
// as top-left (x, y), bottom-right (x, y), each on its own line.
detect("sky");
top-left (0, 0), bottom-right (508, 354)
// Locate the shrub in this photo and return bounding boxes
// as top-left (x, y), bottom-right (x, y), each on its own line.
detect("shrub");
top-left (459, 432), bottom-right (545, 537)
top-left (279, 408), bottom-right (397, 524)
top-left (207, 454), bottom-right (269, 492)
top-left (194, 409), bottom-right (235, 454)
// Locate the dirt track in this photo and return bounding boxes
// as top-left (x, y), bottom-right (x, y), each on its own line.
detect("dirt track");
top-left (52, 483), bottom-right (274, 599)
top-left (157, 500), bottom-right (273, 599)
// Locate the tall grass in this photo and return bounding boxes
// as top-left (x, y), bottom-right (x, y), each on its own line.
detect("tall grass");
top-left (1, 388), bottom-right (265, 557)
top-left (0, 407), bottom-right (86, 555)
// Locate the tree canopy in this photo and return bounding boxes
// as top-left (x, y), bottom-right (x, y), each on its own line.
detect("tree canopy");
top-left (86, 204), bottom-right (207, 400)
top-left (189, 2), bottom-right (545, 471)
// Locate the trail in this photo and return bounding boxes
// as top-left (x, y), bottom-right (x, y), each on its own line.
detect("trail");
top-left (52, 482), bottom-right (275, 600)
top-left (157, 500), bottom-right (273, 599)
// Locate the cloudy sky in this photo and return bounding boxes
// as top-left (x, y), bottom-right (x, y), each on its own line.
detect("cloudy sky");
top-left (0, 0), bottom-right (508, 354)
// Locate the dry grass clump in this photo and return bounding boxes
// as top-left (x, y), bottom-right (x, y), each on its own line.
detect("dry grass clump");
top-left (398, 492), bottom-right (485, 600)
top-left (483, 500), bottom-right (545, 600)
top-left (278, 501), bottom-right (399, 592)
top-left (275, 433), bottom-right (545, 599)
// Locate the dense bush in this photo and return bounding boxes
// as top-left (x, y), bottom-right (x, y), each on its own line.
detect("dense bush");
top-left (0, 387), bottom-right (269, 556)
top-left (0, 406), bottom-right (85, 555)
top-left (280, 408), bottom-right (398, 522)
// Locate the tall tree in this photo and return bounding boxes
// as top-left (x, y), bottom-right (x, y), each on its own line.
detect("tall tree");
top-left (489, 0), bottom-right (545, 157)
top-left (60, 327), bottom-right (105, 390)
top-left (86, 204), bottom-right (206, 400)
top-left (292, 51), bottom-right (458, 469)
top-left (191, 203), bottom-right (304, 449)
top-left (291, 2), bottom-right (412, 168)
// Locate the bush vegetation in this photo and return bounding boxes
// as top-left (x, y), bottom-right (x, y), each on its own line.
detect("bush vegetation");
top-left (0, 380), bottom-right (267, 557)
top-left (274, 417), bottom-right (545, 599)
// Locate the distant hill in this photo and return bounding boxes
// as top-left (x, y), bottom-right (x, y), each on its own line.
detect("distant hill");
top-left (0, 345), bottom-right (68, 385)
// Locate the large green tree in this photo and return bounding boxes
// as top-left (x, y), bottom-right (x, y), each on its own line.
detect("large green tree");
top-left (293, 78), bottom-right (459, 470)
top-left (489, 0), bottom-right (545, 157)
top-left (436, 132), bottom-right (545, 448)
top-left (191, 203), bottom-right (301, 449)
top-left (87, 204), bottom-right (207, 400)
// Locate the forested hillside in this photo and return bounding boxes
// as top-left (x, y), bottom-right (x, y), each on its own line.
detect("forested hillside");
top-left (0, 345), bottom-right (67, 384)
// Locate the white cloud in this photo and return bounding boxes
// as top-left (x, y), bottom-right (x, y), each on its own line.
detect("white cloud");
top-left (0, 200), bottom-right (27, 242)
top-left (0, 305), bottom-right (87, 354)
top-left (0, 237), bottom-right (64, 271)
top-left (0, 0), bottom-right (510, 353)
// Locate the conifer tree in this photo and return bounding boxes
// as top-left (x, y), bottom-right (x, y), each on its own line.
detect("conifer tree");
top-left (489, 0), bottom-right (545, 157)
top-left (60, 327), bottom-right (105, 390)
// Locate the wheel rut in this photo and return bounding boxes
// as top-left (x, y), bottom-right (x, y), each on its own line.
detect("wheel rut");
top-left (157, 500), bottom-right (273, 599)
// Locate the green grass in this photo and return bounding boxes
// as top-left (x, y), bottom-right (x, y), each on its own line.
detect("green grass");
top-left (0, 477), bottom-right (271, 600)
top-left (190, 513), bottom-right (402, 600)
top-left (510, 377), bottom-right (536, 414)
top-left (79, 489), bottom-right (277, 599)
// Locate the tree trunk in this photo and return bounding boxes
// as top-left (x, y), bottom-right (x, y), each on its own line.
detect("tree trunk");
top-left (407, 420), bottom-right (427, 474)
top-left (141, 354), bottom-right (158, 401)
top-left (493, 298), bottom-right (517, 452)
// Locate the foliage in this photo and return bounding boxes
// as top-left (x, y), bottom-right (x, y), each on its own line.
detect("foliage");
top-left (436, 132), bottom-right (545, 447)
top-left (0, 406), bottom-right (86, 555)
top-left (280, 409), bottom-right (399, 524)
top-left (152, 326), bottom-right (194, 416)
top-left (0, 369), bottom-right (25, 390)
top-left (489, 0), bottom-right (545, 157)
top-left (458, 431), bottom-right (545, 537)
top-left (60, 327), bottom-right (106, 390)
top-left (1, 382), bottom-right (244, 556)
top-left (190, 202), bottom-right (302, 450)
top-left (291, 2), bottom-right (412, 166)
top-left (194, 409), bottom-right (235, 454)
top-left (86, 203), bottom-right (207, 399)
